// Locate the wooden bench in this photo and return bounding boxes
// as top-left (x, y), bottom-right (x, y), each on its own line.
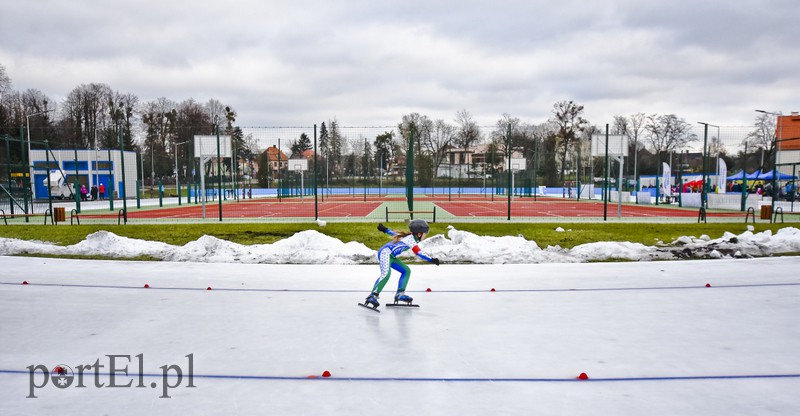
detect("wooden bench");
top-left (385, 207), bottom-right (436, 223)
top-left (0, 208), bottom-right (54, 225)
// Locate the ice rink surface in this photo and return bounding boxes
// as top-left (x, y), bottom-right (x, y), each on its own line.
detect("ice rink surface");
top-left (1, 256), bottom-right (799, 415)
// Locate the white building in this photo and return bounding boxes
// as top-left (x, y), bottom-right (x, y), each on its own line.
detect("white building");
top-left (30, 149), bottom-right (138, 200)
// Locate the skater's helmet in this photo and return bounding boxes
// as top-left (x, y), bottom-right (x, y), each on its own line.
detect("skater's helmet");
top-left (408, 219), bottom-right (430, 234)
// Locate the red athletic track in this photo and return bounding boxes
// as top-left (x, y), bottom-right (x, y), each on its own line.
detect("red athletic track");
top-left (435, 198), bottom-right (743, 218)
top-left (77, 196), bottom-right (743, 219)
top-left (80, 201), bottom-right (381, 219)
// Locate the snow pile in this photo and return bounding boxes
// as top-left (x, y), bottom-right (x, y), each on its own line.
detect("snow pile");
top-left (69, 231), bottom-right (174, 258)
top-left (1, 226), bottom-right (799, 264)
top-left (424, 227), bottom-right (576, 264)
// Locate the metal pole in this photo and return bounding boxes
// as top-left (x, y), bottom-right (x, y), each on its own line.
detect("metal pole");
top-left (45, 141), bottom-right (53, 222)
top-left (576, 138), bottom-right (581, 201)
top-left (216, 124), bottom-right (223, 221)
top-left (25, 110), bottom-right (52, 199)
top-left (175, 141), bottom-right (180, 205)
top-left (755, 110), bottom-right (780, 221)
top-left (506, 124), bottom-right (512, 221)
top-left (741, 143), bottom-right (748, 211)
top-left (108, 148), bottom-right (114, 211)
top-left (233, 135), bottom-right (238, 202)
top-left (699, 122), bottom-right (709, 209)
top-left (364, 137), bottom-right (368, 202)
top-left (603, 124), bottom-right (609, 221)
top-left (4, 136), bottom-right (13, 215)
top-left (533, 138), bottom-right (538, 202)
top-left (119, 124), bottom-right (128, 223)
top-left (655, 152), bottom-right (660, 206)
top-left (74, 147), bottom-right (81, 213)
top-left (19, 126), bottom-right (29, 217)
top-left (773, 117), bottom-right (780, 221)
top-left (313, 124), bottom-right (318, 220)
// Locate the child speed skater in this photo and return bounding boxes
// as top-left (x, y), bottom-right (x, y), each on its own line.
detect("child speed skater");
top-left (363, 219), bottom-right (440, 310)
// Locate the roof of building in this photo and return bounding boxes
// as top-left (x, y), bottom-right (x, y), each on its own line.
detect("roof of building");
top-left (777, 113), bottom-right (800, 150)
top-left (264, 146), bottom-right (289, 162)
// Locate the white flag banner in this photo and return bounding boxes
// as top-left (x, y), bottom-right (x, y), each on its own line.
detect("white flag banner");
top-left (662, 162), bottom-right (672, 196)
top-left (717, 158), bottom-right (727, 193)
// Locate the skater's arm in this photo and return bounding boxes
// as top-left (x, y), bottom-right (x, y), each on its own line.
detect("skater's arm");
top-left (377, 223), bottom-right (397, 236)
top-left (411, 245), bottom-right (439, 264)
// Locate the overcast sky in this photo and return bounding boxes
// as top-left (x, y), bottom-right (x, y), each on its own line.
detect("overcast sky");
top-left (1, 0), bottom-right (798, 128)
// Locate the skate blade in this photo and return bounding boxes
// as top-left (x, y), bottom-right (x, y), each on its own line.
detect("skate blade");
top-left (358, 303), bottom-right (381, 313)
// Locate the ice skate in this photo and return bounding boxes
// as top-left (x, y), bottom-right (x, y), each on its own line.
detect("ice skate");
top-left (393, 291), bottom-right (413, 304)
top-left (358, 292), bottom-right (381, 312)
top-left (386, 291), bottom-right (419, 309)
top-left (366, 292), bottom-right (380, 307)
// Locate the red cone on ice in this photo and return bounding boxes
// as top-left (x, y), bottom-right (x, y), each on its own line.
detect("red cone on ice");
top-left (22, 281), bottom-right (28, 285)
top-left (577, 372), bottom-right (589, 380)
top-left (705, 283), bottom-right (712, 287)
top-left (143, 284), bottom-right (150, 288)
top-left (426, 288), bottom-right (432, 292)
top-left (207, 287), bottom-right (213, 291)
top-left (322, 370), bottom-right (331, 378)
top-left (491, 288), bottom-right (496, 292)
top-left (54, 366), bottom-right (64, 374)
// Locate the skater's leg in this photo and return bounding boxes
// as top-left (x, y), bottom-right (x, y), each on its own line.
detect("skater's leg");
top-left (371, 248), bottom-right (392, 295)
top-left (391, 257), bottom-right (411, 292)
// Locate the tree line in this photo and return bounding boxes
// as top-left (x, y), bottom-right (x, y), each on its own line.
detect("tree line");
top-left (0, 63), bottom-right (779, 188)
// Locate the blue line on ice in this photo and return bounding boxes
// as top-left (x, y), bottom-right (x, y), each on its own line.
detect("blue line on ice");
top-left (1, 369), bottom-right (798, 383)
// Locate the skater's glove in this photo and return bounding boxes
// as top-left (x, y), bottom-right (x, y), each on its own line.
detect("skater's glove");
top-left (431, 258), bottom-right (441, 266)
top-left (377, 223), bottom-right (388, 233)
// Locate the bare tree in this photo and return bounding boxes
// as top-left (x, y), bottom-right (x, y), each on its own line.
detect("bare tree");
top-left (398, 112), bottom-right (433, 157)
top-left (0, 63), bottom-right (10, 101)
top-left (0, 64), bottom-right (13, 134)
top-left (744, 112), bottom-right (776, 153)
top-left (612, 115), bottom-right (628, 135)
top-left (60, 83), bottom-right (113, 147)
top-left (491, 113), bottom-right (521, 164)
top-left (141, 97), bottom-right (177, 180)
top-left (174, 98), bottom-right (211, 179)
top-left (104, 91), bottom-right (138, 149)
top-left (205, 98), bottom-right (226, 128)
top-left (645, 114), bottom-right (697, 167)
top-left (454, 109), bottom-right (481, 156)
top-left (614, 112), bottom-right (646, 188)
top-left (550, 100), bottom-right (587, 181)
top-left (424, 119), bottom-right (456, 173)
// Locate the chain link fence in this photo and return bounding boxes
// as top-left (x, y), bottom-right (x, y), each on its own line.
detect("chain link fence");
top-left (3, 122), bottom-right (799, 223)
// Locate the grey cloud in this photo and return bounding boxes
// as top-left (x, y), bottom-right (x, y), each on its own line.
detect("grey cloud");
top-left (2, 0), bottom-right (798, 127)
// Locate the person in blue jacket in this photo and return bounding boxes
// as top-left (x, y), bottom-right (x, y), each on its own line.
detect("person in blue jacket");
top-left (363, 219), bottom-right (440, 308)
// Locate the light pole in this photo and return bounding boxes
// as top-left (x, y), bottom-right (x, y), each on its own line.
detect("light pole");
top-left (25, 109), bottom-right (54, 198)
top-left (756, 110), bottom-right (782, 221)
top-left (698, 122), bottom-right (719, 206)
top-left (174, 140), bottom-right (190, 205)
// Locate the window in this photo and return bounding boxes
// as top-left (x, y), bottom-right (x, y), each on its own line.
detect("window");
top-left (63, 161), bottom-right (89, 171)
top-left (33, 161), bottom-right (59, 170)
top-left (93, 161), bottom-right (113, 170)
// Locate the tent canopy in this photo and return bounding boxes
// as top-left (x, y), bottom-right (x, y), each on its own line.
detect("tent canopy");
top-left (726, 170), bottom-right (762, 180)
top-left (756, 170), bottom-right (796, 181)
